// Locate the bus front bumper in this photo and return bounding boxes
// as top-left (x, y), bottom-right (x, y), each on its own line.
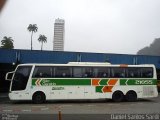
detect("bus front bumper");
top-left (9, 91), bottom-right (31, 100)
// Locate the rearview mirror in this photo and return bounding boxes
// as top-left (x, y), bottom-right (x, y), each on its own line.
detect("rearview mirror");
top-left (5, 71), bottom-right (14, 81)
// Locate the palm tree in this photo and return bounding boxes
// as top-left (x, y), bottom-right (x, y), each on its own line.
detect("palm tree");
top-left (1, 36), bottom-right (14, 49)
top-left (38, 34), bottom-right (47, 50)
top-left (27, 24), bottom-right (38, 50)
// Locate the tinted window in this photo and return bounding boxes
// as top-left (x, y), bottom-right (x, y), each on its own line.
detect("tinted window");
top-left (55, 67), bottom-right (71, 77)
top-left (141, 67), bottom-right (153, 78)
top-left (93, 67), bottom-right (110, 78)
top-left (73, 67), bottom-right (93, 78)
top-left (32, 66), bottom-right (52, 78)
top-left (111, 67), bottom-right (125, 78)
top-left (73, 67), bottom-right (83, 77)
top-left (127, 68), bottom-right (141, 78)
top-left (84, 67), bottom-right (93, 77)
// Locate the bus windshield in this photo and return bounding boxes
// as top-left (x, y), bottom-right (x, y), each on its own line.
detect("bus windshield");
top-left (11, 66), bottom-right (32, 91)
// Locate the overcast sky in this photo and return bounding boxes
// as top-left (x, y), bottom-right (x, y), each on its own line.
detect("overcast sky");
top-left (0, 0), bottom-right (160, 54)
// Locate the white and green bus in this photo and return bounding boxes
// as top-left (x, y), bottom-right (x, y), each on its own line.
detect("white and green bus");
top-left (6, 62), bottom-right (158, 103)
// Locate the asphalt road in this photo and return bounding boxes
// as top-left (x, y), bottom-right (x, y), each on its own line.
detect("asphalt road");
top-left (0, 93), bottom-right (160, 120)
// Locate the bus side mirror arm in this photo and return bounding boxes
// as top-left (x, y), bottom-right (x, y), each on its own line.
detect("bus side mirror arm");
top-left (5, 71), bottom-right (14, 81)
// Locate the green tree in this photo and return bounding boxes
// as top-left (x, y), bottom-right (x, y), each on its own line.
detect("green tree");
top-left (38, 34), bottom-right (47, 50)
top-left (27, 24), bottom-right (38, 50)
top-left (1, 36), bottom-right (14, 49)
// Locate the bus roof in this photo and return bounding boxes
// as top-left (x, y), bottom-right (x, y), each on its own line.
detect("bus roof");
top-left (68, 62), bottom-right (111, 65)
top-left (17, 62), bottom-right (156, 68)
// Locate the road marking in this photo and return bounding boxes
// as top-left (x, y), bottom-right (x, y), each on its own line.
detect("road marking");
top-left (31, 106), bottom-right (45, 108)
top-left (3, 109), bottom-right (13, 112)
top-left (61, 105), bottom-right (73, 107)
top-left (87, 105), bottom-right (95, 107)
top-left (22, 109), bottom-right (32, 112)
top-left (41, 108), bottom-right (49, 111)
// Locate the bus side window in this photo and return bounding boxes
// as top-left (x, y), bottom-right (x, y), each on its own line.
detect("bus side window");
top-left (99, 68), bottom-right (109, 78)
top-left (141, 68), bottom-right (153, 78)
top-left (93, 67), bottom-right (109, 78)
top-left (83, 67), bottom-right (93, 78)
top-left (73, 67), bottom-right (93, 78)
top-left (129, 72), bottom-right (134, 77)
top-left (73, 67), bottom-right (83, 78)
top-left (55, 67), bottom-right (72, 78)
top-left (111, 68), bottom-right (125, 78)
top-left (127, 68), bottom-right (141, 78)
top-left (32, 66), bottom-right (52, 78)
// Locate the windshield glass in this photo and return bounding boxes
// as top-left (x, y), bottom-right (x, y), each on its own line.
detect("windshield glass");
top-left (11, 66), bottom-right (32, 91)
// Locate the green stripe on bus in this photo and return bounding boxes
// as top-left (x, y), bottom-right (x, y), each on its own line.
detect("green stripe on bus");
top-left (32, 78), bottom-right (157, 86)
top-left (120, 79), bottom-right (157, 85)
top-left (96, 86), bottom-right (103, 92)
top-left (32, 79), bottom-right (91, 86)
top-left (99, 79), bottom-right (109, 85)
top-left (32, 79), bottom-right (36, 85)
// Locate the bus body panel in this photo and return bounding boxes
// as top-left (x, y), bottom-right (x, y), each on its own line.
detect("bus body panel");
top-left (7, 63), bottom-right (158, 102)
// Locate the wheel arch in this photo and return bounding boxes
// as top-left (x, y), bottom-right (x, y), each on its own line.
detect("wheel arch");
top-left (125, 90), bottom-right (137, 102)
top-left (32, 90), bottom-right (46, 96)
top-left (32, 91), bottom-right (46, 101)
top-left (125, 90), bottom-right (137, 95)
top-left (112, 90), bottom-right (125, 102)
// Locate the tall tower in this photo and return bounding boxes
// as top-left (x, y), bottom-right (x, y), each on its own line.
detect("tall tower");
top-left (53, 18), bottom-right (65, 51)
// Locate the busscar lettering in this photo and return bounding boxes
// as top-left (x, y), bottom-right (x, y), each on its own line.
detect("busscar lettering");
top-left (52, 87), bottom-right (64, 90)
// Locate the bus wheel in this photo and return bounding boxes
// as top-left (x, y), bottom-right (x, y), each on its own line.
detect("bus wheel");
top-left (32, 91), bottom-right (46, 104)
top-left (112, 91), bottom-right (124, 102)
top-left (125, 91), bottom-right (137, 102)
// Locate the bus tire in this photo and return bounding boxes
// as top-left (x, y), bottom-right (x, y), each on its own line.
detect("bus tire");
top-left (125, 91), bottom-right (137, 102)
top-left (112, 91), bottom-right (124, 102)
top-left (32, 91), bottom-right (46, 104)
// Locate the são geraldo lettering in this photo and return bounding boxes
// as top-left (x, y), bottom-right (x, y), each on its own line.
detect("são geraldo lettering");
top-left (41, 79), bottom-right (56, 86)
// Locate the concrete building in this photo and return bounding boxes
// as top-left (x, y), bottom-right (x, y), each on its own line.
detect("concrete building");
top-left (53, 18), bottom-right (65, 51)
